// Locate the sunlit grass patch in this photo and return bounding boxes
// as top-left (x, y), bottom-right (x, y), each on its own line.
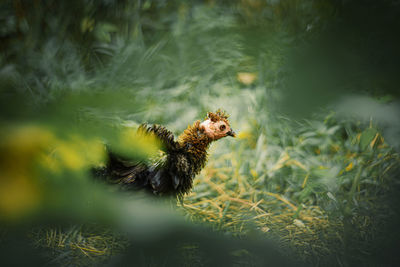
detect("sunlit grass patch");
top-left (179, 116), bottom-right (400, 265)
top-left (180, 163), bottom-right (342, 263)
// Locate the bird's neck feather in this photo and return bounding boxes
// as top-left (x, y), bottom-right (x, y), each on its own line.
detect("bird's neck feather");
top-left (178, 120), bottom-right (212, 158)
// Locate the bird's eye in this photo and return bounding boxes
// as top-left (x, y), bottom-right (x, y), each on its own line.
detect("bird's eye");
top-left (220, 125), bottom-right (226, 131)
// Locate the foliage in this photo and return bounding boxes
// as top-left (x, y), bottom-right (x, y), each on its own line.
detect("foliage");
top-left (1, 0), bottom-right (400, 266)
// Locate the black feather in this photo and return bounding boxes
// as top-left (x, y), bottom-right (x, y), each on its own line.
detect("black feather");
top-left (93, 123), bottom-right (209, 197)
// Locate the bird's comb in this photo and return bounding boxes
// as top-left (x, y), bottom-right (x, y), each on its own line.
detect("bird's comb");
top-left (206, 109), bottom-right (230, 123)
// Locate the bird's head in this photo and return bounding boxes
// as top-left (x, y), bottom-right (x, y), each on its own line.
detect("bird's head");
top-left (200, 109), bottom-right (235, 140)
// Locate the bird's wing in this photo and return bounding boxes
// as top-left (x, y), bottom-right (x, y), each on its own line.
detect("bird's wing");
top-left (138, 123), bottom-right (179, 152)
top-left (99, 124), bottom-right (177, 188)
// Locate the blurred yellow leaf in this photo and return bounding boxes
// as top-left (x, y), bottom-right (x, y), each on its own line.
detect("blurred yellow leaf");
top-left (69, 136), bottom-right (106, 167)
top-left (237, 72), bottom-right (257, 85)
top-left (0, 125), bottom-right (109, 221)
top-left (0, 125), bottom-right (50, 221)
top-left (57, 143), bottom-right (86, 170)
top-left (1, 125), bottom-right (55, 164)
top-left (345, 162), bottom-right (354, 172)
top-left (120, 127), bottom-right (161, 159)
top-left (0, 173), bottom-right (40, 221)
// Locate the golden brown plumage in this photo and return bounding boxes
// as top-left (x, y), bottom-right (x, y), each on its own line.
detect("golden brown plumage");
top-left (95, 110), bottom-right (235, 197)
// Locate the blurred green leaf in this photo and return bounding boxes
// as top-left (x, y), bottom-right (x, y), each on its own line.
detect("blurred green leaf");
top-left (360, 128), bottom-right (378, 151)
top-left (94, 22), bottom-right (118, 43)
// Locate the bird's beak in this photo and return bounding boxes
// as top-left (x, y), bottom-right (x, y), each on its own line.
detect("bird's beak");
top-left (227, 130), bottom-right (236, 137)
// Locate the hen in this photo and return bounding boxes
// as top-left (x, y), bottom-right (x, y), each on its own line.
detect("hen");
top-left (96, 110), bottom-right (235, 197)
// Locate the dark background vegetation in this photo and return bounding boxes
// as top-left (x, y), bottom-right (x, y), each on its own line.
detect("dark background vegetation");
top-left (1, 0), bottom-right (400, 266)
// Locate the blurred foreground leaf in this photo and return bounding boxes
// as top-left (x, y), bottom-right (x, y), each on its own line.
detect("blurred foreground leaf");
top-left (360, 128), bottom-right (378, 151)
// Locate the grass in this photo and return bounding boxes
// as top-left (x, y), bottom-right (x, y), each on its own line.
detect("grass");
top-left (27, 109), bottom-right (399, 266)
top-left (2, 1), bottom-right (400, 266)
top-left (30, 225), bottom-right (128, 266)
top-left (177, 114), bottom-right (399, 266)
